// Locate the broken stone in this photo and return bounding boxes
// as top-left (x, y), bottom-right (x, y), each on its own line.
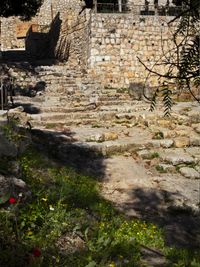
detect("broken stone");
top-left (179, 167), bottom-right (200, 179)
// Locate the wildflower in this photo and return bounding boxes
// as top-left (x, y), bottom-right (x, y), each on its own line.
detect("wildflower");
top-left (32, 247), bottom-right (41, 257)
top-left (9, 197), bottom-right (17, 204)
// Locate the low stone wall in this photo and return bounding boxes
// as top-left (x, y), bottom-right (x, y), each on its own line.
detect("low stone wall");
top-left (88, 13), bottom-right (177, 88)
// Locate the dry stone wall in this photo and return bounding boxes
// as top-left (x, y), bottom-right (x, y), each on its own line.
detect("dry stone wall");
top-left (0, 17), bottom-right (26, 50)
top-left (0, 0), bottom-right (82, 50)
top-left (87, 13), bottom-right (177, 88)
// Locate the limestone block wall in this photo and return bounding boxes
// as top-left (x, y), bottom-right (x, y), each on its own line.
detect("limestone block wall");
top-left (0, 17), bottom-right (25, 50)
top-left (0, 0), bottom-right (81, 50)
top-left (87, 13), bottom-right (177, 88)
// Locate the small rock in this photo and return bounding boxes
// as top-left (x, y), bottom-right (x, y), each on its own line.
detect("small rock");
top-left (103, 132), bottom-right (118, 141)
top-left (160, 139), bottom-right (174, 148)
top-left (156, 119), bottom-right (172, 128)
top-left (116, 113), bottom-right (126, 119)
top-left (86, 134), bottom-right (104, 142)
top-left (162, 129), bottom-right (176, 138)
top-left (179, 167), bottom-right (200, 179)
top-left (173, 137), bottom-right (190, 148)
top-left (137, 150), bottom-right (159, 160)
top-left (12, 177), bottom-right (27, 189)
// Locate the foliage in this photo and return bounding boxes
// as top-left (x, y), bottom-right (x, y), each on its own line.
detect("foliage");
top-left (0, 145), bottom-right (200, 266)
top-left (0, 0), bottom-right (43, 19)
top-left (0, 147), bottom-right (166, 267)
top-left (140, 0), bottom-right (200, 114)
top-left (167, 248), bottom-right (200, 267)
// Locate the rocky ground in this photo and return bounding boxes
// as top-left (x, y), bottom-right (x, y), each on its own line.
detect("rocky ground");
top-left (1, 63), bottom-right (200, 252)
top-left (3, 98), bottom-right (200, 250)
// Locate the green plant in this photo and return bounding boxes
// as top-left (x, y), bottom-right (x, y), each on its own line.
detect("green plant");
top-left (1, 146), bottom-right (200, 267)
top-left (45, 123), bottom-right (57, 129)
top-left (155, 165), bottom-right (167, 173)
top-left (150, 152), bottom-right (160, 159)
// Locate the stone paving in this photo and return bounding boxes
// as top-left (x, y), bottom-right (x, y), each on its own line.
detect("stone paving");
top-left (1, 64), bottom-right (200, 248)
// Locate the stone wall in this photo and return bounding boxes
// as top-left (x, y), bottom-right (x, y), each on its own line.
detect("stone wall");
top-left (0, 17), bottom-right (26, 50)
top-left (0, 0), bottom-right (82, 51)
top-left (87, 13), bottom-right (177, 88)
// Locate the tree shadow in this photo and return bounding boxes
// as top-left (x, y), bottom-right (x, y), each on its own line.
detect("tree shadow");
top-left (31, 128), bottom-right (106, 178)
top-left (124, 187), bottom-right (200, 248)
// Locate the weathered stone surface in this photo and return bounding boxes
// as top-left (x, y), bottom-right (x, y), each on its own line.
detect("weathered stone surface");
top-left (194, 124), bottom-right (200, 134)
top-left (0, 132), bottom-right (18, 157)
top-left (189, 134), bottom-right (200, 147)
top-left (86, 134), bottom-right (104, 142)
top-left (161, 151), bottom-right (195, 165)
top-left (188, 111), bottom-right (200, 124)
top-left (179, 167), bottom-right (200, 179)
top-left (173, 137), bottom-right (190, 148)
top-left (156, 163), bottom-right (175, 172)
top-left (160, 139), bottom-right (174, 148)
top-left (103, 132), bottom-right (118, 141)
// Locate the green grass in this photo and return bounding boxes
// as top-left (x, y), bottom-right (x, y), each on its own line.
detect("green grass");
top-left (0, 147), bottom-right (200, 266)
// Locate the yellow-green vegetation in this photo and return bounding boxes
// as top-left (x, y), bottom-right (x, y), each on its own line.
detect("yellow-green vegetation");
top-left (0, 147), bottom-right (200, 266)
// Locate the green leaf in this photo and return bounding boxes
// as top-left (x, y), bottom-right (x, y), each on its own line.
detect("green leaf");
top-left (85, 261), bottom-right (97, 267)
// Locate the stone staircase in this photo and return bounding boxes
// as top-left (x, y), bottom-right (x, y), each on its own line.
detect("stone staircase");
top-left (10, 63), bottom-right (200, 160)
top-left (13, 64), bottom-right (146, 128)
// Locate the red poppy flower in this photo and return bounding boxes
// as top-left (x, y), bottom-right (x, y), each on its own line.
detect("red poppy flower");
top-left (9, 197), bottom-right (17, 204)
top-left (32, 247), bottom-right (41, 257)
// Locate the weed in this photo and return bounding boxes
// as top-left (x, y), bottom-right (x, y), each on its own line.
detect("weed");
top-left (45, 123), bottom-right (57, 129)
top-left (150, 152), bottom-right (160, 159)
top-left (152, 131), bottom-right (164, 140)
top-left (0, 147), bottom-right (200, 266)
top-left (155, 165), bottom-right (167, 173)
top-left (91, 124), bottom-right (101, 128)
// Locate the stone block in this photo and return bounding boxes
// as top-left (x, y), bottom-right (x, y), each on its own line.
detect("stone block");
top-left (174, 137), bottom-right (190, 148)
